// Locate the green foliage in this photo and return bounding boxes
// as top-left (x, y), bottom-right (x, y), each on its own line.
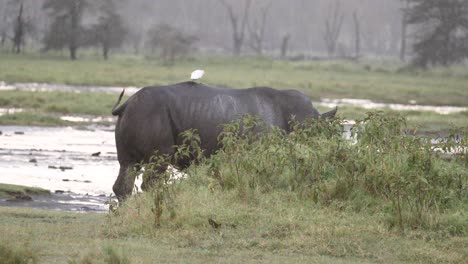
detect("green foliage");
top-left (136, 153), bottom-right (178, 227)
top-left (351, 112), bottom-right (467, 232)
top-left (116, 112), bottom-right (467, 235)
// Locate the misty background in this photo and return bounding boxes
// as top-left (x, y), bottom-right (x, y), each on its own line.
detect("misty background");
top-left (1, 0), bottom-right (467, 67)
top-left (0, 0), bottom-right (407, 57)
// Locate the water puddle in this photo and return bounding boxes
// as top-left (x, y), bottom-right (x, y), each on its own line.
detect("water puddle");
top-left (0, 193), bottom-right (110, 212)
top-left (60, 115), bottom-right (116, 123)
top-left (0, 125), bottom-right (142, 212)
top-left (0, 107), bottom-right (117, 124)
top-left (319, 98), bottom-right (467, 115)
top-left (0, 81), bottom-right (139, 95)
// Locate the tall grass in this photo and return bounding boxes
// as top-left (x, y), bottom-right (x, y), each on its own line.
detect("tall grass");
top-left (69, 245), bottom-right (130, 264)
top-left (0, 243), bottom-right (37, 264)
top-left (109, 111), bottom-right (467, 239)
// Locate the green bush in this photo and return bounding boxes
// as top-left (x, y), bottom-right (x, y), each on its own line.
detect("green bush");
top-left (113, 111), bottom-right (467, 235)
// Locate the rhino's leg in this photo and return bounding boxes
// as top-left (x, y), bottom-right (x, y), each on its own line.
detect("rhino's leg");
top-left (113, 163), bottom-right (137, 202)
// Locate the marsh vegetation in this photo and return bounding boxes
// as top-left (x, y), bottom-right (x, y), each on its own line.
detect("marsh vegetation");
top-left (1, 112), bottom-right (466, 263)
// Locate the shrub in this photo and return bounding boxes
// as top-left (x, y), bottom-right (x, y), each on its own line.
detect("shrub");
top-left (112, 111), bottom-right (467, 234)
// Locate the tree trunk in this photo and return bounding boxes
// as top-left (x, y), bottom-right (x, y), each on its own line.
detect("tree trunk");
top-left (247, 2), bottom-right (271, 56)
top-left (233, 36), bottom-right (242, 56)
top-left (103, 45), bottom-right (109, 60)
top-left (69, 1), bottom-right (80, 60)
top-left (220, 0), bottom-right (251, 56)
top-left (400, 0), bottom-right (408, 61)
top-left (280, 34), bottom-right (290, 59)
top-left (353, 11), bottom-right (360, 59)
top-left (323, 1), bottom-right (344, 58)
top-left (70, 47), bottom-right (77, 60)
top-left (13, 3), bottom-right (24, 54)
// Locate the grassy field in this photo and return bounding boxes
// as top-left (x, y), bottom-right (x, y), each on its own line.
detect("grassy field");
top-left (0, 53), bottom-right (467, 106)
top-left (0, 194), bottom-right (465, 264)
top-left (0, 89), bottom-right (465, 131)
top-left (0, 52), bottom-right (466, 130)
top-left (0, 53), bottom-right (467, 263)
top-left (1, 113), bottom-right (467, 263)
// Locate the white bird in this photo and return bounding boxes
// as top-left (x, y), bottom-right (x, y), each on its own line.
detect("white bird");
top-left (190, 69), bottom-right (205, 81)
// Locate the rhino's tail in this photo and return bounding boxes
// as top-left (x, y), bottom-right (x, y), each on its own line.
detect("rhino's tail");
top-left (112, 89), bottom-right (127, 116)
top-left (320, 107), bottom-right (338, 119)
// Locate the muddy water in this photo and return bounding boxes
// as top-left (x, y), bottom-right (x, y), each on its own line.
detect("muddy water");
top-left (0, 125), bottom-right (142, 212)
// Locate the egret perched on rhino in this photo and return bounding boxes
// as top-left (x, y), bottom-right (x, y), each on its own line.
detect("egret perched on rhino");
top-left (111, 81), bottom-right (337, 201)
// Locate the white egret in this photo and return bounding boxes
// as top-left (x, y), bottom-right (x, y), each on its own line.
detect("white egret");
top-left (190, 69), bottom-right (205, 81)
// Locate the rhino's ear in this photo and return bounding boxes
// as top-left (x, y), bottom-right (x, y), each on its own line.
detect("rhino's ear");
top-left (320, 107), bottom-right (337, 119)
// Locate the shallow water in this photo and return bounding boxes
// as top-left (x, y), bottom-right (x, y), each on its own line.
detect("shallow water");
top-left (319, 98), bottom-right (467, 115)
top-left (0, 81), bottom-right (139, 95)
top-left (0, 125), bottom-right (117, 194)
top-left (0, 125), bottom-right (142, 212)
top-left (0, 192), bottom-right (110, 212)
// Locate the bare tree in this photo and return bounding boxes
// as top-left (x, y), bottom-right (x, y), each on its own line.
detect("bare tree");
top-left (90, 0), bottom-right (127, 60)
top-left (323, 0), bottom-right (344, 57)
top-left (42, 0), bottom-right (88, 60)
top-left (0, 1), bottom-right (9, 47)
top-left (12, 2), bottom-right (25, 53)
top-left (247, 1), bottom-right (272, 55)
top-left (146, 23), bottom-right (198, 63)
top-left (280, 34), bottom-right (290, 59)
top-left (400, 0), bottom-right (409, 61)
top-left (352, 11), bottom-right (361, 59)
top-left (219, 0), bottom-right (251, 56)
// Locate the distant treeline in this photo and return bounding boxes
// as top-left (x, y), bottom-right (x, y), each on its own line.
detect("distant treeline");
top-left (1, 0), bottom-right (467, 67)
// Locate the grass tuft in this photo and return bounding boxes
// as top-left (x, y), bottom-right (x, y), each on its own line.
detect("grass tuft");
top-left (0, 243), bottom-right (38, 264)
top-left (0, 183), bottom-right (51, 198)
